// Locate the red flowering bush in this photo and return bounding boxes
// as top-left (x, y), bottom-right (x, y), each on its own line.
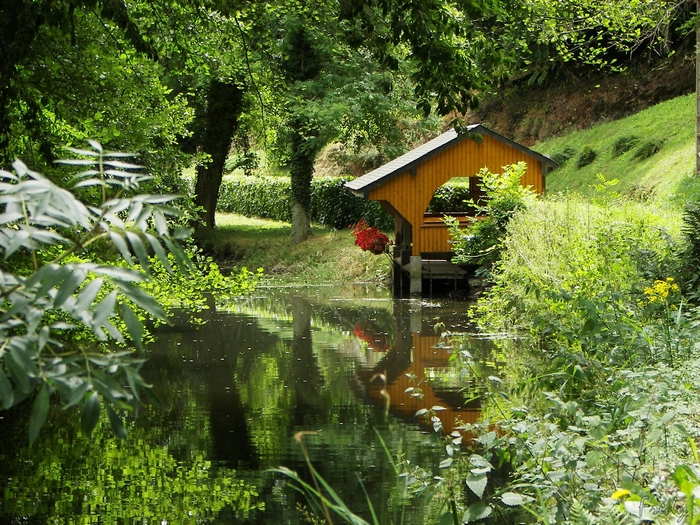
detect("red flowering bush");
top-left (351, 220), bottom-right (390, 254)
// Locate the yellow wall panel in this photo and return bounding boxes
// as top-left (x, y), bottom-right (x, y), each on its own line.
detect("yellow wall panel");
top-left (367, 135), bottom-right (546, 255)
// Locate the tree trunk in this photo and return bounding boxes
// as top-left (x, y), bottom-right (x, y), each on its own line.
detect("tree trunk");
top-left (290, 202), bottom-right (311, 243)
top-left (193, 80), bottom-right (244, 235)
top-left (289, 121), bottom-right (317, 244)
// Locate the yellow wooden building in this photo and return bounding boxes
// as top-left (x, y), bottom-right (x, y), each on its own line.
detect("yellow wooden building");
top-left (345, 124), bottom-right (556, 294)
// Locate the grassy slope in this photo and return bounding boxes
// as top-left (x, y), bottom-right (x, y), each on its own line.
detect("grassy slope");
top-left (209, 214), bottom-right (392, 284)
top-left (537, 93), bottom-right (698, 206)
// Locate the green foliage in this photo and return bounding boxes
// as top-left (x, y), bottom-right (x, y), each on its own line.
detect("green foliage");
top-left (680, 201), bottom-right (700, 290)
top-left (577, 146), bottom-right (597, 168)
top-left (550, 147), bottom-right (577, 166)
top-left (511, 0), bottom-right (686, 80)
top-left (0, 143), bottom-right (193, 442)
top-left (140, 250), bottom-right (263, 313)
top-left (448, 162), bottom-right (536, 273)
top-left (3, 398), bottom-right (264, 521)
top-left (611, 136), bottom-right (640, 158)
top-left (426, 180), bottom-right (472, 213)
top-left (435, 191), bottom-right (700, 522)
top-left (633, 139), bottom-right (664, 160)
top-left (474, 195), bottom-right (681, 335)
top-left (214, 174), bottom-right (392, 230)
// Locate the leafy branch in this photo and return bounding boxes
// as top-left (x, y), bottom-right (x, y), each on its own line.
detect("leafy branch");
top-left (0, 142), bottom-right (192, 442)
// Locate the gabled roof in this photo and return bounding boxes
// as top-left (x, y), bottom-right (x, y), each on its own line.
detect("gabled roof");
top-left (344, 124), bottom-right (557, 197)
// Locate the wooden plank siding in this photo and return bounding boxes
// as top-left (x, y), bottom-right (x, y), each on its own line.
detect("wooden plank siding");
top-left (366, 134), bottom-right (546, 256)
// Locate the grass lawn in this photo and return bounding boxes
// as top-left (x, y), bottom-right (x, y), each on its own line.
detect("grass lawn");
top-left (209, 213), bottom-right (392, 285)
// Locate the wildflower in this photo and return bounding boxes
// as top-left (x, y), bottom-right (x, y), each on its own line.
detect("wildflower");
top-left (643, 278), bottom-right (679, 303)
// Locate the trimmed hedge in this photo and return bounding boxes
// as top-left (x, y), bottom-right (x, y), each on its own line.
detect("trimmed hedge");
top-left (214, 175), bottom-right (393, 230)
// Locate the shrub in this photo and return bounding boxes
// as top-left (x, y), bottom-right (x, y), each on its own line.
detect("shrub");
top-left (448, 162), bottom-right (536, 274)
top-left (576, 146), bottom-right (597, 168)
top-left (426, 179), bottom-right (472, 213)
top-left (215, 175), bottom-right (393, 230)
top-left (633, 140), bottom-right (663, 160)
top-left (611, 135), bottom-right (639, 157)
top-left (0, 146), bottom-right (190, 442)
top-left (549, 146), bottom-right (577, 166)
top-left (474, 196), bottom-right (682, 347)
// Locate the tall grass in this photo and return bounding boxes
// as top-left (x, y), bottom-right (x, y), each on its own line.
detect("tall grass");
top-left (475, 195), bottom-right (683, 336)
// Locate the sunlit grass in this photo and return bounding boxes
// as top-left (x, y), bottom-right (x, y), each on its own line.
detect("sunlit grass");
top-left (538, 93), bottom-right (697, 206)
top-left (210, 213), bottom-right (391, 285)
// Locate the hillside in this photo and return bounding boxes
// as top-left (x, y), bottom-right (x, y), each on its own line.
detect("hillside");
top-left (467, 55), bottom-right (695, 146)
top-left (536, 93), bottom-right (697, 206)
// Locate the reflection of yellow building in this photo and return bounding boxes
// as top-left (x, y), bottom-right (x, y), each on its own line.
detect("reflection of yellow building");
top-left (359, 333), bottom-right (481, 434)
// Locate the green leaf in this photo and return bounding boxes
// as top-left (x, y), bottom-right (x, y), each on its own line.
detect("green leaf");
top-left (28, 384), bottom-right (50, 443)
top-left (92, 266), bottom-right (143, 282)
top-left (125, 232), bottom-right (150, 272)
top-left (462, 502), bottom-right (492, 523)
top-left (54, 268), bottom-right (87, 308)
top-left (142, 386), bottom-right (164, 409)
top-left (74, 278), bottom-right (104, 313)
top-left (5, 352), bottom-right (32, 393)
top-left (27, 264), bottom-right (70, 298)
top-left (81, 392), bottom-right (101, 435)
top-left (117, 282), bottom-right (165, 320)
top-left (91, 290), bottom-right (118, 330)
top-left (469, 454), bottom-right (493, 470)
top-left (5, 230), bottom-right (30, 259)
top-left (465, 473), bottom-right (488, 498)
top-left (500, 492), bottom-right (531, 506)
top-left (10, 346), bottom-right (40, 377)
top-left (145, 234), bottom-right (172, 272)
top-left (106, 403), bottom-right (128, 439)
top-left (162, 237), bottom-right (192, 272)
top-left (0, 368), bottom-right (15, 409)
top-left (439, 511), bottom-right (455, 525)
top-left (64, 382), bottom-right (89, 410)
top-left (38, 325), bottom-right (50, 351)
top-left (439, 457), bottom-right (454, 468)
top-left (109, 232), bottom-right (133, 265)
top-left (121, 303), bottom-right (143, 350)
top-left (87, 140), bottom-right (103, 153)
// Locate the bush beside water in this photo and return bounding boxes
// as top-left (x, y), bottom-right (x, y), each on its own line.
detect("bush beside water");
top-left (437, 193), bottom-right (700, 522)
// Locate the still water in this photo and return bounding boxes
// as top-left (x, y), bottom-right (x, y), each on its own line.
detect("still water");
top-left (0, 285), bottom-right (499, 524)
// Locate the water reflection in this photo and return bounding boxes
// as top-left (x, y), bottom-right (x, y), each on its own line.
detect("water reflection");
top-left (0, 285), bottom-right (498, 524)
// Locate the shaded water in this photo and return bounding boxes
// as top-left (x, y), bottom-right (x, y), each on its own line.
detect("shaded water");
top-left (0, 285), bottom-right (499, 524)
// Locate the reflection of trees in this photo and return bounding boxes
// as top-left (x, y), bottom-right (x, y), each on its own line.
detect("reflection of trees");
top-left (0, 404), bottom-right (262, 523)
top-left (0, 287), bottom-right (486, 525)
top-left (228, 291), bottom-right (451, 524)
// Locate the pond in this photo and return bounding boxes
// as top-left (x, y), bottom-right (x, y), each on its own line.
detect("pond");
top-left (0, 285), bottom-right (500, 524)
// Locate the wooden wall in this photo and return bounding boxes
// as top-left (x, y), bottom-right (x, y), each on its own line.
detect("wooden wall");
top-left (367, 134), bottom-right (545, 256)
